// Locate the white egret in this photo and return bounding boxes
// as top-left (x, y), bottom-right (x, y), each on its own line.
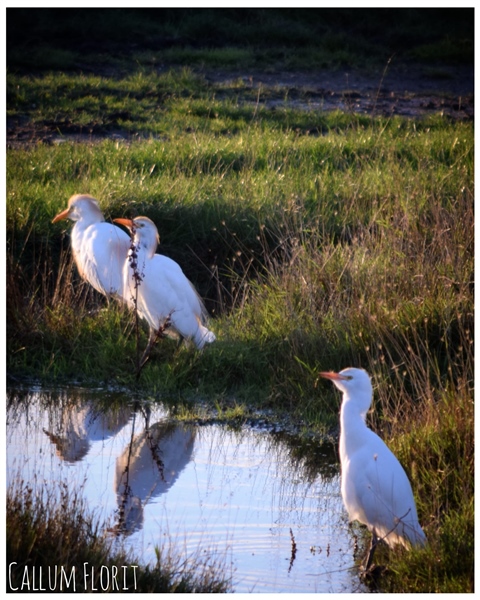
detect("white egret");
top-left (320, 367), bottom-right (426, 571)
top-left (52, 194), bottom-right (130, 299)
top-left (113, 216), bottom-right (216, 355)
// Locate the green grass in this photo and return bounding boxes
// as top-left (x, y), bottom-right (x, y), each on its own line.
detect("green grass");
top-left (6, 55), bottom-right (473, 593)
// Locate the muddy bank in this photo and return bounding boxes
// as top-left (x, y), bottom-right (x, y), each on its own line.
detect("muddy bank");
top-left (207, 63), bottom-right (473, 120)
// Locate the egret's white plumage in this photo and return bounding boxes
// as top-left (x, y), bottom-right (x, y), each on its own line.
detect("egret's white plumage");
top-left (114, 216), bottom-right (216, 350)
top-left (52, 194), bottom-right (130, 298)
top-left (320, 368), bottom-right (426, 566)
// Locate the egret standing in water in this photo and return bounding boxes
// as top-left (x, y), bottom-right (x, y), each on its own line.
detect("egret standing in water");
top-left (52, 194), bottom-right (130, 299)
top-left (113, 216), bottom-right (216, 359)
top-left (320, 367), bottom-right (426, 571)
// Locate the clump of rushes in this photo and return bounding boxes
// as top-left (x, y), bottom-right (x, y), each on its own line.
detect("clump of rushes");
top-left (126, 217), bottom-right (145, 373)
top-left (7, 479), bottom-right (230, 593)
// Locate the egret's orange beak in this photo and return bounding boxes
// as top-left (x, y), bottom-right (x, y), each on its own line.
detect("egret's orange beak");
top-left (52, 207), bottom-right (71, 223)
top-left (319, 371), bottom-right (352, 382)
top-left (113, 218), bottom-right (134, 229)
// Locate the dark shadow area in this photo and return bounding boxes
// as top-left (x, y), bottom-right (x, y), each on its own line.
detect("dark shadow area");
top-left (7, 8), bottom-right (474, 73)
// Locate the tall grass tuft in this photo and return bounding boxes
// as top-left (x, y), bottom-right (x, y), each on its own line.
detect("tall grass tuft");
top-left (7, 479), bottom-right (230, 593)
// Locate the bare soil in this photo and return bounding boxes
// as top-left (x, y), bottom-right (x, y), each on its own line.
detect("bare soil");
top-left (207, 63), bottom-right (474, 119)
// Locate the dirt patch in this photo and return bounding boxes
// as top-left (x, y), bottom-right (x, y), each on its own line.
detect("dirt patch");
top-left (207, 63), bottom-right (474, 120)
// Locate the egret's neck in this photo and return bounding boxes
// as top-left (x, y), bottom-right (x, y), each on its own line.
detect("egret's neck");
top-left (134, 236), bottom-right (157, 259)
top-left (339, 396), bottom-right (368, 458)
top-left (73, 213), bottom-right (104, 230)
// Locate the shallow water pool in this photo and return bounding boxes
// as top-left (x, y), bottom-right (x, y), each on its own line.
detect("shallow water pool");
top-left (7, 387), bottom-right (368, 593)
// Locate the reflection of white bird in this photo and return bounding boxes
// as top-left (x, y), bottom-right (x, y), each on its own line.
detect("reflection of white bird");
top-left (114, 216), bottom-right (216, 350)
top-left (44, 402), bottom-right (131, 463)
top-left (52, 194), bottom-right (130, 298)
top-left (115, 421), bottom-right (196, 534)
top-left (320, 368), bottom-right (426, 570)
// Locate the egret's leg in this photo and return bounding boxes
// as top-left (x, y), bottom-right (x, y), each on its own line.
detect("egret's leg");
top-left (141, 332), bottom-right (156, 365)
top-left (136, 318), bottom-right (172, 379)
top-left (363, 530), bottom-right (378, 572)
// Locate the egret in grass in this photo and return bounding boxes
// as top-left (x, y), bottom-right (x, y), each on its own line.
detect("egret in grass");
top-left (320, 367), bottom-right (426, 572)
top-left (113, 216), bottom-right (216, 360)
top-left (52, 194), bottom-right (130, 299)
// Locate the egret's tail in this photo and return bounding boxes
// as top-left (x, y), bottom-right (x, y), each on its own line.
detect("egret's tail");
top-left (195, 323), bottom-right (216, 349)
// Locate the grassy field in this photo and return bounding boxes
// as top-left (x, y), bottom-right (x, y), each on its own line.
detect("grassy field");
top-left (7, 8), bottom-right (474, 593)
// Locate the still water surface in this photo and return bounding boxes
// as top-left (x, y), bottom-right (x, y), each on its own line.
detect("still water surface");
top-left (7, 386), bottom-right (368, 593)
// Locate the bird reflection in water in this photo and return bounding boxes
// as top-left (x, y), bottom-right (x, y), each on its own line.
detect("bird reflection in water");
top-left (43, 402), bottom-right (131, 463)
top-left (114, 418), bottom-right (196, 536)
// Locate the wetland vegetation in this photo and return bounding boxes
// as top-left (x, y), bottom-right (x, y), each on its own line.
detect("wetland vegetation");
top-left (7, 8), bottom-right (474, 593)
